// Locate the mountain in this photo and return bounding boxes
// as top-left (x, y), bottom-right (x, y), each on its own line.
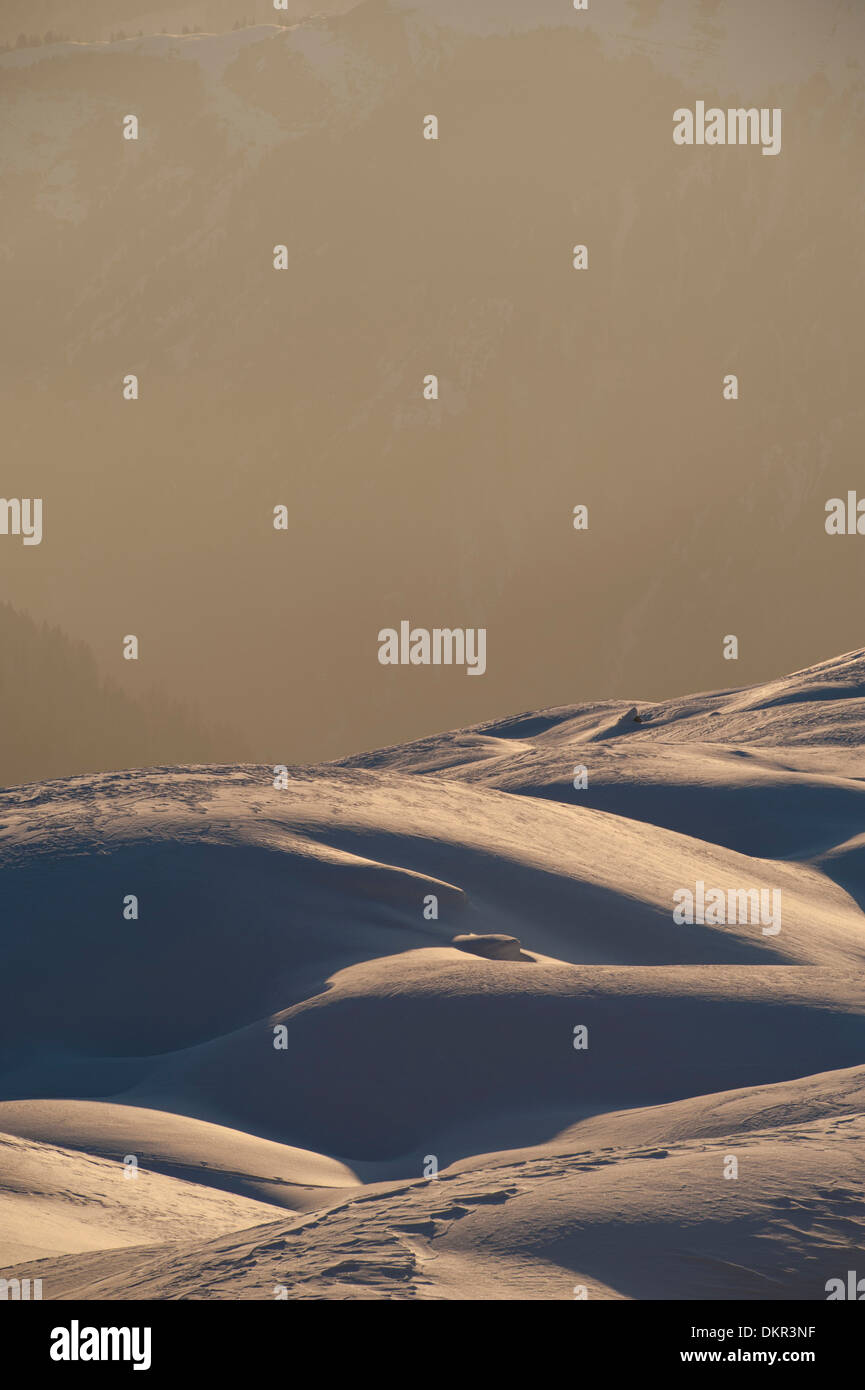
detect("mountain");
top-left (1, 0), bottom-right (864, 768)
top-left (0, 602), bottom-right (248, 786)
top-left (1, 650), bottom-right (864, 1297)
top-left (0, 2), bottom-right (356, 48)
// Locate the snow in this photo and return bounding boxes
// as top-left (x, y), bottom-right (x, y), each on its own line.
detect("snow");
top-left (1, 649), bottom-right (865, 1294)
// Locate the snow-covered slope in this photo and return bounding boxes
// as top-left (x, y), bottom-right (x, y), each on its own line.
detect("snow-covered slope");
top-left (1, 651), bottom-right (865, 1294)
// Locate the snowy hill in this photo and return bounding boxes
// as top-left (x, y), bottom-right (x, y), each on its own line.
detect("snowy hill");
top-left (1, 652), bottom-right (864, 1296)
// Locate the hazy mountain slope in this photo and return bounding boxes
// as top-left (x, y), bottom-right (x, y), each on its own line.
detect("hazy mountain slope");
top-left (0, 2), bottom-right (356, 48)
top-left (0, 603), bottom-right (247, 787)
top-left (2, 2), bottom-right (864, 766)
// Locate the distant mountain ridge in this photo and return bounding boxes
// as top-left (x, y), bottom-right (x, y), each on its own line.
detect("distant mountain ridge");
top-left (0, 1), bottom-right (356, 49)
top-left (0, 603), bottom-right (247, 786)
